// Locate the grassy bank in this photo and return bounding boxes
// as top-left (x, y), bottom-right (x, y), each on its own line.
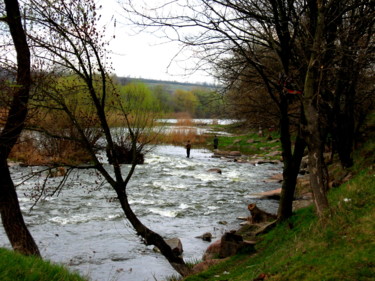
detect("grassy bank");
top-left (0, 248), bottom-right (87, 281)
top-left (183, 129), bottom-right (374, 280)
top-left (205, 130), bottom-right (281, 156)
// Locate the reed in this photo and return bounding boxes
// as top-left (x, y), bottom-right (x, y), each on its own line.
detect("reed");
top-left (175, 118), bottom-right (193, 126)
top-left (154, 127), bottom-right (208, 145)
top-left (9, 133), bottom-right (93, 166)
top-left (9, 135), bottom-right (45, 165)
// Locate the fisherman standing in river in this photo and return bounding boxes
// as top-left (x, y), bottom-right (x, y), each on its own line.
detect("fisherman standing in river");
top-left (185, 140), bottom-right (191, 158)
top-left (213, 135), bottom-right (219, 150)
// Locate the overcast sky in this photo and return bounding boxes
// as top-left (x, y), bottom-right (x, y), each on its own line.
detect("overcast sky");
top-left (99, 1), bottom-right (215, 84)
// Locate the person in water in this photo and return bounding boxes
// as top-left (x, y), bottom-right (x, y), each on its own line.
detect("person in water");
top-left (213, 135), bottom-right (219, 149)
top-left (185, 140), bottom-right (191, 158)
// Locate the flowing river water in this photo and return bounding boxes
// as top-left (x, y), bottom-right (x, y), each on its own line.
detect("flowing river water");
top-left (0, 144), bottom-right (282, 281)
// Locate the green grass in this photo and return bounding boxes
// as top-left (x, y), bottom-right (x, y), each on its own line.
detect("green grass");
top-left (206, 130), bottom-right (281, 157)
top-left (0, 248), bottom-right (87, 281)
top-left (184, 133), bottom-right (375, 280)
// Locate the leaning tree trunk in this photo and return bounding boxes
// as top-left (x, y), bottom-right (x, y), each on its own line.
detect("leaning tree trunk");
top-left (0, 0), bottom-right (41, 257)
top-left (116, 188), bottom-right (192, 277)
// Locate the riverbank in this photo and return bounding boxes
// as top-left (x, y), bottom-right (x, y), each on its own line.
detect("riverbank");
top-left (2, 143), bottom-right (283, 281)
top-left (181, 124), bottom-right (375, 280)
top-left (0, 248), bottom-right (86, 281)
top-left (2, 120), bottom-right (373, 280)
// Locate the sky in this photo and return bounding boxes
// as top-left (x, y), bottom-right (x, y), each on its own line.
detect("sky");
top-left (99, 1), bottom-right (216, 84)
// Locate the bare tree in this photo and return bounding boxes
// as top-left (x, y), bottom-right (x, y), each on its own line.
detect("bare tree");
top-left (24, 0), bottom-right (191, 276)
top-left (122, 0), bottom-right (374, 218)
top-left (122, 0), bottom-right (307, 220)
top-left (0, 0), bottom-right (41, 256)
top-left (331, 2), bottom-right (375, 168)
top-left (300, 0), bottom-right (374, 214)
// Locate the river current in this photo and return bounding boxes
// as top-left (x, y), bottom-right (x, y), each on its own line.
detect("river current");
top-left (0, 145), bottom-right (281, 281)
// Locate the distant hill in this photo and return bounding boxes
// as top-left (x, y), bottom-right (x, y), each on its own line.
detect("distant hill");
top-left (116, 77), bottom-right (217, 93)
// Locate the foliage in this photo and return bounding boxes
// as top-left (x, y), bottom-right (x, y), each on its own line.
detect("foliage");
top-left (152, 84), bottom-right (173, 112)
top-left (193, 88), bottom-right (223, 118)
top-left (0, 248), bottom-right (87, 281)
top-left (119, 82), bottom-right (159, 113)
top-left (172, 89), bottom-right (199, 115)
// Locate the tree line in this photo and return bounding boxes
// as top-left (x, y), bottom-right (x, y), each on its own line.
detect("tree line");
top-left (115, 80), bottom-right (224, 118)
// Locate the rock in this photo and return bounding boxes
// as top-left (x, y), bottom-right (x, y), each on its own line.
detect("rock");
top-left (249, 159), bottom-right (280, 165)
top-left (264, 173), bottom-right (283, 183)
top-left (166, 238), bottom-right (183, 256)
top-left (203, 231), bottom-right (257, 261)
top-left (229, 151), bottom-right (241, 156)
top-left (266, 151), bottom-right (282, 157)
top-left (250, 188), bottom-right (282, 200)
top-left (237, 216), bottom-right (248, 221)
top-left (49, 167), bottom-right (66, 178)
top-left (203, 239), bottom-right (221, 261)
top-left (213, 150), bottom-right (241, 159)
top-left (219, 231), bottom-right (244, 258)
top-left (195, 232), bottom-right (213, 242)
top-left (248, 203), bottom-right (277, 223)
top-left (234, 159), bottom-right (247, 163)
top-left (207, 168), bottom-right (222, 174)
top-left (233, 139), bottom-right (241, 144)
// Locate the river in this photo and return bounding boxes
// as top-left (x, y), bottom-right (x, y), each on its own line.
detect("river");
top-left (0, 145), bottom-right (282, 281)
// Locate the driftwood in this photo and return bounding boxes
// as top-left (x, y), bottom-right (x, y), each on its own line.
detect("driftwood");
top-left (248, 203), bottom-right (277, 224)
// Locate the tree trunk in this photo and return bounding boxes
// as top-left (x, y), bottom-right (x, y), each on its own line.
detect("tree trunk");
top-left (306, 136), bottom-right (330, 215)
top-left (0, 161), bottom-right (41, 256)
top-left (116, 189), bottom-right (192, 277)
top-left (333, 57), bottom-right (356, 168)
top-left (278, 131), bottom-right (306, 220)
top-left (277, 95), bottom-right (306, 220)
top-left (0, 0), bottom-right (41, 257)
top-left (302, 0), bottom-right (330, 217)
